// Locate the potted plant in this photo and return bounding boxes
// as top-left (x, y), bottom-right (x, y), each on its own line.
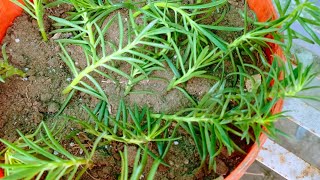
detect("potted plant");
top-left (0, 0), bottom-right (319, 179)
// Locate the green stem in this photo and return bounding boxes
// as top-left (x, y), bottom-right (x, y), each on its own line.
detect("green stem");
top-left (37, 15), bottom-right (48, 41)
top-left (83, 13), bottom-right (98, 61)
top-left (150, 113), bottom-right (219, 123)
top-left (39, 27), bottom-right (48, 41)
top-left (86, 129), bottom-right (151, 145)
top-left (47, 159), bottom-right (89, 168)
top-left (124, 83), bottom-right (133, 96)
top-left (63, 42), bottom-right (136, 94)
top-left (34, 1), bottom-right (48, 41)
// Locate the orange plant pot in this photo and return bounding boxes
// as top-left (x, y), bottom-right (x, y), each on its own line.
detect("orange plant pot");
top-left (0, 0), bottom-right (284, 179)
top-left (0, 0), bottom-right (23, 43)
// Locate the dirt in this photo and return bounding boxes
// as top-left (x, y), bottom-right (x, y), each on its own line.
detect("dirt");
top-left (80, 131), bottom-right (251, 180)
top-left (0, 14), bottom-right (66, 140)
top-left (0, 1), bottom-right (255, 179)
top-left (153, 132), bottom-right (252, 180)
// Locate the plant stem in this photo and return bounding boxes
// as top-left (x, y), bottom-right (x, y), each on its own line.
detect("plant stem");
top-left (63, 43), bottom-right (135, 94)
top-left (83, 13), bottom-right (98, 61)
top-left (38, 21), bottom-right (48, 41)
top-left (150, 113), bottom-right (219, 123)
top-left (62, 17), bottom-right (161, 94)
top-left (47, 159), bottom-right (90, 169)
top-left (86, 129), bottom-right (151, 145)
top-left (124, 83), bottom-right (133, 96)
top-left (35, 1), bottom-right (48, 41)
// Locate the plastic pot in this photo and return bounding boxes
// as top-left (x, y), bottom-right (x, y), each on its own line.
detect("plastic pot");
top-left (0, 0), bottom-right (23, 43)
top-left (0, 0), bottom-right (284, 179)
top-left (225, 1), bottom-right (285, 179)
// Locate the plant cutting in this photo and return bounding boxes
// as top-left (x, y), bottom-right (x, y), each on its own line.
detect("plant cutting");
top-left (0, 122), bottom-right (104, 179)
top-left (0, 0), bottom-right (320, 179)
top-left (11, 0), bottom-right (50, 41)
top-left (10, 0), bottom-right (63, 41)
top-left (0, 44), bottom-right (25, 82)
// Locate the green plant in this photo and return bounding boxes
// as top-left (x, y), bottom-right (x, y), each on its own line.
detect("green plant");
top-left (67, 99), bottom-right (178, 145)
top-left (0, 122), bottom-right (104, 179)
top-left (11, 0), bottom-right (57, 41)
top-left (51, 11), bottom-right (171, 99)
top-left (0, 44), bottom-right (25, 82)
top-left (65, 99), bottom-right (179, 179)
top-left (119, 143), bottom-right (173, 180)
top-left (3, 0), bottom-right (320, 179)
top-left (45, 0), bottom-right (320, 174)
top-left (133, 0), bottom-right (245, 90)
top-left (150, 55), bottom-right (319, 171)
top-left (283, 57), bottom-right (320, 100)
top-left (150, 73), bottom-right (282, 170)
top-left (135, 0), bottom-right (320, 93)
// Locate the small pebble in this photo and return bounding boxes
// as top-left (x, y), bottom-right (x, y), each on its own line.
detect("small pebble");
top-left (22, 77), bottom-right (28, 81)
top-left (53, 151), bottom-right (59, 155)
top-left (15, 38), bottom-right (20, 43)
top-left (51, 32), bottom-right (62, 40)
top-left (65, 33), bottom-right (73, 38)
top-left (79, 149), bottom-right (83, 155)
top-left (169, 160), bottom-right (174, 166)
top-left (54, 46), bottom-right (60, 52)
top-left (66, 77), bottom-right (72, 82)
top-left (184, 159), bottom-right (189, 164)
top-left (24, 67), bottom-right (29, 71)
top-left (69, 142), bottom-right (75, 147)
top-left (173, 141), bottom-right (179, 145)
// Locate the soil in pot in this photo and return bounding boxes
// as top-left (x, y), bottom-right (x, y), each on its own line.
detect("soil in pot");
top-left (0, 0), bottom-right (260, 179)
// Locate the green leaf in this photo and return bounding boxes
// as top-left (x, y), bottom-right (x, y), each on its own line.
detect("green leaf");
top-left (11, 0), bottom-right (37, 19)
top-left (180, 0), bottom-right (227, 10)
top-left (200, 25), bottom-right (244, 31)
top-left (50, 16), bottom-right (88, 33)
